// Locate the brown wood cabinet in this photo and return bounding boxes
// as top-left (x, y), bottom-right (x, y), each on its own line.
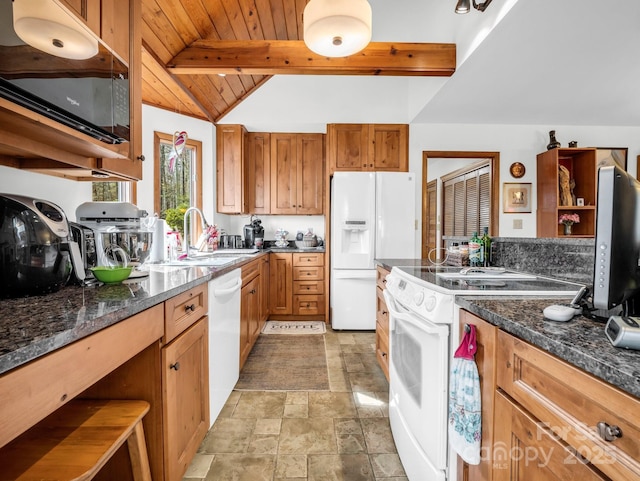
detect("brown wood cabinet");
top-left (495, 329), bottom-right (640, 481)
top-left (270, 133), bottom-right (325, 215)
top-left (269, 253), bottom-right (294, 316)
top-left (0, 0), bottom-right (143, 181)
top-left (59, 0), bottom-right (101, 34)
top-left (269, 252), bottom-right (326, 319)
top-left (240, 257), bottom-right (269, 368)
top-left (327, 124), bottom-right (409, 174)
top-left (456, 310), bottom-right (498, 481)
top-left (375, 266), bottom-right (390, 381)
top-left (536, 148), bottom-right (597, 237)
top-left (162, 317), bottom-right (209, 481)
top-left (217, 124), bottom-right (247, 214)
top-left (246, 132), bottom-right (271, 214)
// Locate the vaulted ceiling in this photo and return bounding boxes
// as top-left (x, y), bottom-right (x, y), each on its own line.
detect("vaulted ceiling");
top-left (139, 0), bottom-right (456, 123)
top-left (140, 0), bottom-right (640, 128)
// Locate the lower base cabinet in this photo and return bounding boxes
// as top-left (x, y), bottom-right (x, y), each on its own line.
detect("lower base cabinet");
top-left (269, 252), bottom-right (325, 320)
top-left (375, 266), bottom-right (390, 381)
top-left (460, 309), bottom-right (640, 481)
top-left (240, 256), bottom-right (269, 369)
top-left (162, 317), bottom-right (209, 481)
top-left (457, 310), bottom-right (498, 481)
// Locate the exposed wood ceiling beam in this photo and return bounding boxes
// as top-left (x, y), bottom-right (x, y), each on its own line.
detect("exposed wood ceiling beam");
top-left (142, 41), bottom-right (217, 123)
top-left (167, 40), bottom-right (456, 76)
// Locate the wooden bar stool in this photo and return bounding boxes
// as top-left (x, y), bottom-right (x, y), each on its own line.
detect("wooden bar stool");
top-left (0, 399), bottom-right (152, 481)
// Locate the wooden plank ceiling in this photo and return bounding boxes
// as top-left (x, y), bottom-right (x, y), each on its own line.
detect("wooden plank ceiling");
top-left (140, 0), bottom-right (456, 123)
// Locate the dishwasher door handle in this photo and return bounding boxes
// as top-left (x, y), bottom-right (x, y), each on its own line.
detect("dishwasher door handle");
top-left (213, 277), bottom-right (243, 297)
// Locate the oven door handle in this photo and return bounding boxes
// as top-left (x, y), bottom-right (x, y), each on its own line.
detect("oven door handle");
top-left (383, 289), bottom-right (448, 335)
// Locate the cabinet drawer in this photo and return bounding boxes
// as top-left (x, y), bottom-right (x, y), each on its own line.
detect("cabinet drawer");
top-left (293, 266), bottom-right (324, 281)
top-left (293, 280), bottom-right (324, 295)
top-left (376, 266), bottom-right (390, 290)
top-left (164, 284), bottom-right (208, 343)
top-left (376, 287), bottom-right (388, 332)
top-left (293, 253), bottom-right (324, 266)
top-left (293, 295), bottom-right (325, 315)
top-left (497, 330), bottom-right (640, 480)
top-left (242, 259), bottom-right (261, 285)
top-left (376, 322), bottom-right (389, 381)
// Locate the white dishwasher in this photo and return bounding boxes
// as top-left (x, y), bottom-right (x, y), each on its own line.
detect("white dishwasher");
top-left (208, 268), bottom-right (242, 426)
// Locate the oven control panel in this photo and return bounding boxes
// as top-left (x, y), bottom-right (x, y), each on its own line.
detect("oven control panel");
top-left (385, 271), bottom-right (454, 323)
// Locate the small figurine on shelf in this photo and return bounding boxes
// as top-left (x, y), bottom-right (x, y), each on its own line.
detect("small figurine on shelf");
top-left (547, 130), bottom-right (561, 150)
top-left (559, 213), bottom-right (580, 235)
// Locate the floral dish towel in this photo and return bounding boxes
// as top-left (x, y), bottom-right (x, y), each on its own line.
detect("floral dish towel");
top-left (448, 324), bottom-right (481, 465)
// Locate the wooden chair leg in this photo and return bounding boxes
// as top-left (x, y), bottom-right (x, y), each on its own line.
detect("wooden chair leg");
top-left (127, 420), bottom-right (153, 481)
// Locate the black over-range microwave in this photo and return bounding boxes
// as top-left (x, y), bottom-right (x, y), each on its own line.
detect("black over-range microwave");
top-left (0, 0), bottom-right (129, 144)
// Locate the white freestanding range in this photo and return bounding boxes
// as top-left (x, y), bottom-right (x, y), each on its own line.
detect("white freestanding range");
top-left (330, 172), bottom-right (416, 330)
top-left (383, 265), bottom-right (585, 481)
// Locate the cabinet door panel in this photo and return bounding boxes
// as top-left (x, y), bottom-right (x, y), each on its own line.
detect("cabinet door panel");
top-left (369, 124), bottom-right (408, 171)
top-left (329, 124), bottom-right (368, 172)
top-left (297, 133), bottom-right (324, 214)
top-left (269, 253), bottom-right (293, 315)
top-left (60, 0), bottom-right (101, 35)
top-left (101, 0), bottom-right (130, 63)
top-left (493, 391), bottom-right (607, 481)
top-left (247, 132), bottom-right (271, 214)
top-left (270, 134), bottom-right (297, 214)
top-left (163, 318), bottom-right (209, 481)
top-left (217, 125), bottom-right (246, 214)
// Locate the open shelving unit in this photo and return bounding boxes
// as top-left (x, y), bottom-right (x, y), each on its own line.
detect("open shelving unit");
top-left (536, 147), bottom-right (597, 238)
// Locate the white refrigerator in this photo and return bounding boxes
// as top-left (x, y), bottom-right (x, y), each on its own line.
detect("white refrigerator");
top-left (330, 172), bottom-right (416, 330)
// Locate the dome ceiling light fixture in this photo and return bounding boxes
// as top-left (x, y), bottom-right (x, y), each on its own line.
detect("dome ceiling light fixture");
top-left (303, 0), bottom-right (372, 58)
top-left (456, 0), bottom-right (493, 14)
top-left (12, 0), bottom-right (98, 60)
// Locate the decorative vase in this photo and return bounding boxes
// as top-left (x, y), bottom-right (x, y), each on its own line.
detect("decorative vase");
top-left (563, 222), bottom-right (572, 235)
top-left (547, 130), bottom-right (561, 150)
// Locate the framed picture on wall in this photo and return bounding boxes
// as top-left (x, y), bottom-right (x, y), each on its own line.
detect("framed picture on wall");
top-left (503, 182), bottom-right (532, 213)
top-left (596, 148), bottom-right (628, 171)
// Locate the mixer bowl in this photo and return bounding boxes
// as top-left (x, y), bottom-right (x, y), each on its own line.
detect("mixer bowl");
top-left (98, 230), bottom-right (153, 265)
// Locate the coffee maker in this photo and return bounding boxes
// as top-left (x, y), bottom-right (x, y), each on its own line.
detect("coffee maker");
top-left (243, 217), bottom-right (264, 248)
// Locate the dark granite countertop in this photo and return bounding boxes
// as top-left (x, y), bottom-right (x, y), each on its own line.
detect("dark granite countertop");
top-left (457, 297), bottom-right (640, 399)
top-left (375, 258), bottom-right (640, 399)
top-left (0, 252), bottom-right (270, 376)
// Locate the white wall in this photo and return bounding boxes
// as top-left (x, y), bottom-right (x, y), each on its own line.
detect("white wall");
top-left (409, 123), bottom-right (640, 243)
top-left (138, 105), bottom-right (225, 230)
top-left (0, 166), bottom-right (92, 221)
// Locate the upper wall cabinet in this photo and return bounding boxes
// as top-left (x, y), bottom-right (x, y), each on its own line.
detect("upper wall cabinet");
top-left (270, 133), bottom-right (325, 215)
top-left (217, 125), bottom-right (248, 214)
top-left (0, 0), bottom-right (143, 181)
top-left (327, 124), bottom-right (409, 174)
top-left (246, 132), bottom-right (271, 215)
top-left (536, 148), bottom-right (597, 238)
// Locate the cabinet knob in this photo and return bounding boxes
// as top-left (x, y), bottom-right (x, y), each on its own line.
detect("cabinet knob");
top-left (596, 422), bottom-right (622, 442)
top-left (250, 289), bottom-right (256, 294)
top-left (136, 154), bottom-right (145, 162)
top-left (382, 310), bottom-right (387, 315)
top-left (185, 303), bottom-right (196, 312)
top-left (170, 362), bottom-right (180, 371)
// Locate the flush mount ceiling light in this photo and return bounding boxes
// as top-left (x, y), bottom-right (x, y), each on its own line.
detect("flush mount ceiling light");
top-left (12, 0), bottom-right (98, 60)
top-left (456, 0), bottom-right (493, 14)
top-left (303, 0), bottom-right (372, 58)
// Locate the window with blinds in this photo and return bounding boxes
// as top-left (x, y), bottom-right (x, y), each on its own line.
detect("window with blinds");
top-left (442, 164), bottom-right (491, 236)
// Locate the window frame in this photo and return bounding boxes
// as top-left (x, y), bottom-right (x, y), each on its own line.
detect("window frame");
top-left (153, 131), bottom-right (203, 237)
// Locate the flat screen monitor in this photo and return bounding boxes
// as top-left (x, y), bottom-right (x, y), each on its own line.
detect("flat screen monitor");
top-left (593, 165), bottom-right (640, 315)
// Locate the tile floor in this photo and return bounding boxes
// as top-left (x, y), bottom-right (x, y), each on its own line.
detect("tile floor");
top-left (183, 329), bottom-right (408, 481)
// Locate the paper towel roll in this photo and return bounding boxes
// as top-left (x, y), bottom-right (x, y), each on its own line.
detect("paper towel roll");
top-left (150, 219), bottom-right (168, 262)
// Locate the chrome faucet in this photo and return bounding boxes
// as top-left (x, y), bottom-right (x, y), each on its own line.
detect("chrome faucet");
top-left (183, 207), bottom-right (209, 254)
